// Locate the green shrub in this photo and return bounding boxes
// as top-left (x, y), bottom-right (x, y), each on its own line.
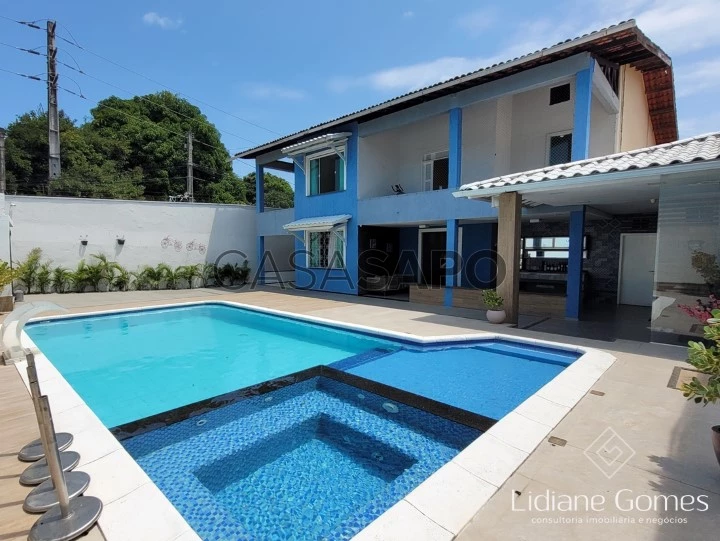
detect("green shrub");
top-left (52, 266), bottom-right (71, 293)
top-left (15, 248), bottom-right (43, 293)
top-left (482, 289), bottom-right (504, 310)
top-left (0, 261), bottom-right (17, 290)
top-left (682, 309), bottom-right (720, 405)
top-left (37, 262), bottom-right (53, 294)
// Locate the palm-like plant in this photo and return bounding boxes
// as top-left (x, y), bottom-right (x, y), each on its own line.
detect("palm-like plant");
top-left (15, 248), bottom-right (43, 293)
top-left (90, 253), bottom-right (117, 291)
top-left (200, 263), bottom-right (218, 287)
top-left (175, 265), bottom-right (199, 289)
top-left (52, 266), bottom-right (71, 293)
top-left (232, 261), bottom-right (251, 285)
top-left (36, 262), bottom-right (53, 294)
top-left (155, 263), bottom-right (177, 289)
top-left (130, 267), bottom-right (152, 290)
top-left (69, 261), bottom-right (91, 292)
top-left (111, 264), bottom-right (131, 291)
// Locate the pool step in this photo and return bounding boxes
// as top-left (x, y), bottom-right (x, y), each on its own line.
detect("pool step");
top-left (328, 348), bottom-right (398, 371)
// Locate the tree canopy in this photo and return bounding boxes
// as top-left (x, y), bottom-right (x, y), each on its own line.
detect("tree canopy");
top-left (4, 92), bottom-right (294, 207)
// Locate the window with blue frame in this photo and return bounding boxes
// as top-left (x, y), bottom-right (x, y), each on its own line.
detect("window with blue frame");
top-left (306, 149), bottom-right (346, 195)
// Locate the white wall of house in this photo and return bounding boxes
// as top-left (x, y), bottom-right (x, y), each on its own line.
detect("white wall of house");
top-left (262, 234), bottom-right (296, 284)
top-left (459, 100), bottom-right (498, 184)
top-left (359, 113), bottom-right (450, 199)
top-left (510, 81), bottom-right (575, 172)
top-left (590, 94), bottom-right (618, 158)
top-left (6, 196), bottom-right (257, 272)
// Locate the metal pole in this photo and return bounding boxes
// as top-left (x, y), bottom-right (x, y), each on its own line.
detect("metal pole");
top-left (0, 127), bottom-right (7, 193)
top-left (186, 131), bottom-right (193, 202)
top-left (47, 21), bottom-right (61, 183)
top-left (19, 351), bottom-right (73, 462)
top-left (39, 396), bottom-right (71, 516)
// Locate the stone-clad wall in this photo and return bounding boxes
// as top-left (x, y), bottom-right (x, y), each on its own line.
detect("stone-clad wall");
top-left (521, 214), bottom-right (657, 302)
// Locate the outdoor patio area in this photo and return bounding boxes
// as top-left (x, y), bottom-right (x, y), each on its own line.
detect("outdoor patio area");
top-left (0, 287), bottom-right (717, 540)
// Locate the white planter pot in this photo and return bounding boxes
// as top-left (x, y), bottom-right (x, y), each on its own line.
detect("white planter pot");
top-left (486, 309), bottom-right (506, 324)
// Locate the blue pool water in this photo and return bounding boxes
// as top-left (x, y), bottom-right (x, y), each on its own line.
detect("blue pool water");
top-left (343, 341), bottom-right (578, 419)
top-left (25, 304), bottom-right (395, 427)
top-left (123, 377), bottom-right (480, 540)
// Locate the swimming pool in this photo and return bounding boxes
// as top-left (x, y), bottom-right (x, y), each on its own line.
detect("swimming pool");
top-left (120, 376), bottom-right (480, 540)
top-left (26, 302), bottom-right (580, 427)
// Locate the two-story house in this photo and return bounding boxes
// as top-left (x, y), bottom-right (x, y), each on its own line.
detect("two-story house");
top-left (238, 20), bottom-right (692, 339)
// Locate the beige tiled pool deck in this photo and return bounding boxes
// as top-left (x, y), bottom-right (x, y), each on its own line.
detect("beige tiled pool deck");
top-left (1, 287), bottom-right (718, 540)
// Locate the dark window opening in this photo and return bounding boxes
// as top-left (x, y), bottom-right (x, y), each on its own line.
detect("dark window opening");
top-left (549, 83), bottom-right (571, 105)
top-left (549, 133), bottom-right (573, 166)
top-left (432, 157), bottom-right (449, 190)
top-left (309, 153), bottom-right (345, 195)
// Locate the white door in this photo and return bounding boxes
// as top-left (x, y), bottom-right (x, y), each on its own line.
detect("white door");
top-left (618, 233), bottom-right (657, 306)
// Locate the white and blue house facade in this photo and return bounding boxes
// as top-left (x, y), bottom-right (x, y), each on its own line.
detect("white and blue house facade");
top-left (240, 20), bottom-right (684, 327)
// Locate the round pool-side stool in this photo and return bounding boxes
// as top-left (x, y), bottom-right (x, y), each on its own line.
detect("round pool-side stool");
top-left (28, 496), bottom-right (103, 541)
top-left (20, 451), bottom-right (80, 486)
top-left (19, 433), bottom-right (74, 462)
top-left (24, 471), bottom-right (91, 513)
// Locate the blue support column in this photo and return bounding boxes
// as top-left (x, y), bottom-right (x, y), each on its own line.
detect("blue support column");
top-left (444, 218), bottom-right (458, 307)
top-left (572, 60), bottom-right (594, 162)
top-left (256, 235), bottom-right (265, 286)
top-left (255, 163), bottom-right (264, 213)
top-left (448, 108), bottom-right (463, 189)
top-left (566, 207), bottom-right (586, 319)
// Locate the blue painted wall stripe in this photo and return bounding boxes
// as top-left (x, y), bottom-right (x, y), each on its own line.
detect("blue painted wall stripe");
top-left (444, 218), bottom-right (458, 306)
top-left (565, 207), bottom-right (585, 319)
top-left (256, 235), bottom-right (265, 285)
top-left (572, 61), bottom-right (594, 162)
top-left (449, 108), bottom-right (462, 189)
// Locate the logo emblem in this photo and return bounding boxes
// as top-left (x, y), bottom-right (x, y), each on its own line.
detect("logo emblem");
top-left (584, 427), bottom-right (635, 479)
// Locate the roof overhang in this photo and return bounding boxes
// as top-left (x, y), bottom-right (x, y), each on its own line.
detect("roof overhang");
top-left (283, 214), bottom-right (352, 233)
top-left (236, 20), bottom-right (676, 159)
top-left (453, 160), bottom-right (720, 209)
top-left (281, 133), bottom-right (351, 157)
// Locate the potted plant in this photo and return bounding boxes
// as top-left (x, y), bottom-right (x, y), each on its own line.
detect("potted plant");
top-left (482, 289), bottom-right (505, 324)
top-left (681, 309), bottom-right (720, 466)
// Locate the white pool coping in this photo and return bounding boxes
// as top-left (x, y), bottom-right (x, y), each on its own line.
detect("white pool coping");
top-left (16, 299), bottom-right (615, 541)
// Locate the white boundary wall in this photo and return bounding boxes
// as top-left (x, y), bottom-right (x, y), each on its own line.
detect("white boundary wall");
top-left (5, 196), bottom-right (258, 271)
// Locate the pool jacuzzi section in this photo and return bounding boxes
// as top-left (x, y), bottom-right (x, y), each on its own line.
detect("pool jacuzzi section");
top-left (119, 376), bottom-right (480, 541)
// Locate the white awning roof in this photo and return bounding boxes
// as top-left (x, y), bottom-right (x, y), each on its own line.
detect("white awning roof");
top-left (281, 133), bottom-right (351, 157)
top-left (283, 214), bottom-right (351, 232)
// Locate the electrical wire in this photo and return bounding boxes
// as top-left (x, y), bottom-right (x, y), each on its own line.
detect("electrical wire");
top-left (0, 41), bottom-right (45, 56)
top-left (55, 33), bottom-right (282, 137)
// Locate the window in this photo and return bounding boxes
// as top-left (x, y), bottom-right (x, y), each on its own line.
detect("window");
top-left (422, 151), bottom-right (449, 191)
top-left (549, 83), bottom-right (571, 105)
top-left (306, 150), bottom-right (345, 195)
top-left (548, 133), bottom-right (573, 166)
top-left (307, 227), bottom-right (346, 269)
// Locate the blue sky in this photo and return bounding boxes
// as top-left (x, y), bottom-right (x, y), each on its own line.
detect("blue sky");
top-left (1, 0), bottom-right (719, 181)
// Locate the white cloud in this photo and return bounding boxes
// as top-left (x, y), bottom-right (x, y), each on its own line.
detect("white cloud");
top-left (242, 83), bottom-right (306, 101)
top-left (329, 0), bottom-right (720, 95)
top-left (676, 59), bottom-right (720, 97)
top-left (402, 10), bottom-right (414, 19)
top-left (142, 12), bottom-right (183, 30)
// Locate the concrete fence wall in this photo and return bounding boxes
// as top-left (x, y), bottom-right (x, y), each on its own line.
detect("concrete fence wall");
top-left (5, 196), bottom-right (258, 272)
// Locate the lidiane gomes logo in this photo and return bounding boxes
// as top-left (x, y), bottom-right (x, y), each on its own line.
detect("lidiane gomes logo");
top-left (584, 427), bottom-right (636, 479)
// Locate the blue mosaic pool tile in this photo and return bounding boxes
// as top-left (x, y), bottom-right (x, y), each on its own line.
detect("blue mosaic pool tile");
top-left (123, 377), bottom-right (480, 540)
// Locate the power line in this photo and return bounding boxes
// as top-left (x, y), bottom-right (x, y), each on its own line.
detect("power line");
top-left (55, 54), bottom-right (259, 146)
top-left (55, 33), bottom-right (282, 137)
top-left (0, 65), bottom-right (257, 177)
top-left (0, 15), bottom-right (46, 30)
top-left (0, 41), bottom-right (45, 56)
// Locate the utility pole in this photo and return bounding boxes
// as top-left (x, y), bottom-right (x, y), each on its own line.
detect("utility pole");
top-left (47, 20), bottom-right (61, 184)
top-left (0, 127), bottom-right (6, 193)
top-left (186, 131), bottom-right (194, 202)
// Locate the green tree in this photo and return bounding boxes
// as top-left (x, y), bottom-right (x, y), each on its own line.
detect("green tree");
top-left (5, 109), bottom-right (77, 194)
top-left (240, 172), bottom-right (294, 209)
